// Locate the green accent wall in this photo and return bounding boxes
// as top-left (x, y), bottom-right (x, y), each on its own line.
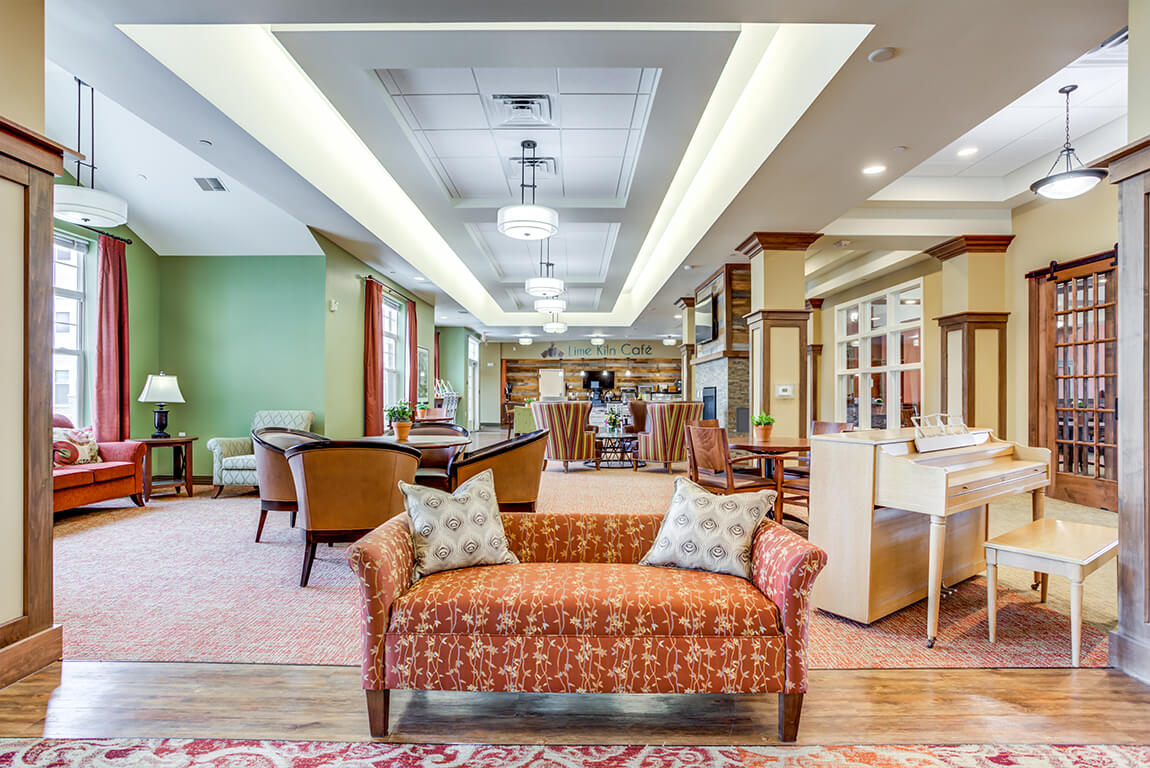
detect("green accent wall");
top-left (317, 231), bottom-right (435, 438)
top-left (158, 255), bottom-right (326, 470)
top-left (436, 326), bottom-right (479, 428)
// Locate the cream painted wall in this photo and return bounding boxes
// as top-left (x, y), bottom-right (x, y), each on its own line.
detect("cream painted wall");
top-left (1005, 182), bottom-right (1119, 442)
top-left (0, 180), bottom-right (25, 624)
top-left (479, 340), bottom-right (502, 424)
top-left (1131, 0), bottom-right (1150, 140)
top-left (817, 260), bottom-right (943, 425)
top-left (0, 0), bottom-right (44, 132)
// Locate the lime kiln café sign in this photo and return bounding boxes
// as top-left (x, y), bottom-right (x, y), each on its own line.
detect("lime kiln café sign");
top-left (536, 341), bottom-right (672, 359)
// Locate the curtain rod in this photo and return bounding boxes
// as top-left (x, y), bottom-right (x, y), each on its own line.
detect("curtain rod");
top-left (77, 224), bottom-right (132, 245)
top-left (360, 274), bottom-right (416, 304)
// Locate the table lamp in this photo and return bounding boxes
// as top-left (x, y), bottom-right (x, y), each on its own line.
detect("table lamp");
top-left (137, 372), bottom-right (185, 438)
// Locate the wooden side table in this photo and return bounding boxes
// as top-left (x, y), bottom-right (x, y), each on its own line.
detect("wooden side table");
top-left (136, 436), bottom-right (198, 501)
top-left (985, 518), bottom-right (1118, 667)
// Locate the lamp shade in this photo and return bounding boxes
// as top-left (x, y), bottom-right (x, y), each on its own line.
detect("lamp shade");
top-left (54, 185), bottom-right (128, 227)
top-left (543, 319), bottom-right (568, 334)
top-left (524, 276), bottom-right (564, 298)
top-left (518, 336), bottom-right (534, 345)
top-left (138, 373), bottom-right (185, 404)
top-left (497, 204), bottom-right (559, 240)
top-left (533, 296), bottom-right (567, 313)
top-left (663, 337), bottom-right (679, 346)
top-left (1029, 168), bottom-right (1107, 200)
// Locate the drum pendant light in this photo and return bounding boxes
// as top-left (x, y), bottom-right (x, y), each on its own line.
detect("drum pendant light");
top-left (525, 236), bottom-right (564, 298)
top-left (54, 78), bottom-right (129, 227)
top-left (1029, 84), bottom-right (1107, 200)
top-left (499, 139), bottom-right (559, 240)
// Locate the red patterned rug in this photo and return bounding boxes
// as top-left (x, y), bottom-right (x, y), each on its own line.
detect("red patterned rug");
top-left (2, 740), bottom-right (1149, 767)
top-left (53, 473), bottom-right (1107, 668)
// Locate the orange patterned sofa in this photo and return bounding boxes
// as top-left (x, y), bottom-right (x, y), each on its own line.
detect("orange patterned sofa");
top-left (53, 414), bottom-right (146, 514)
top-left (347, 512), bottom-right (827, 741)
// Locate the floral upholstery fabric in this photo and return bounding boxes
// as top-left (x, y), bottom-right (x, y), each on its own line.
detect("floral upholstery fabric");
top-left (347, 511), bottom-right (826, 696)
top-left (637, 402), bottom-right (704, 464)
top-left (52, 426), bottom-right (100, 466)
top-left (207, 410), bottom-right (314, 486)
top-left (530, 401), bottom-right (595, 463)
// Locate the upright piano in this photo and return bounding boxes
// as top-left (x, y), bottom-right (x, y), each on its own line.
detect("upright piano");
top-left (808, 427), bottom-right (1050, 647)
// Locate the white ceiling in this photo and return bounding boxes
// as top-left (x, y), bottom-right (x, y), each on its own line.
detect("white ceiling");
top-left (906, 36), bottom-right (1127, 180)
top-left (42, 61), bottom-right (321, 257)
top-left (43, 0), bottom-right (1130, 340)
top-left (380, 67), bottom-right (656, 205)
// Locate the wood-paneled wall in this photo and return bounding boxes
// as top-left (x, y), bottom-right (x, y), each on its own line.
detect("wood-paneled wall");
top-left (694, 264), bottom-right (751, 363)
top-left (504, 358), bottom-right (683, 402)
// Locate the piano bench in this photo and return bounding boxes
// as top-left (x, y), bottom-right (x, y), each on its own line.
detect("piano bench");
top-left (984, 519), bottom-right (1118, 667)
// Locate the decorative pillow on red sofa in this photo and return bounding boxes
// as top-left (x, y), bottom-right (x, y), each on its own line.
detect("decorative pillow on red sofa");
top-left (52, 426), bottom-right (100, 467)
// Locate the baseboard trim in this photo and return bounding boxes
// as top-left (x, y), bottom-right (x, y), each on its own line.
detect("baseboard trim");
top-left (1109, 630), bottom-right (1150, 685)
top-left (0, 624), bottom-right (62, 688)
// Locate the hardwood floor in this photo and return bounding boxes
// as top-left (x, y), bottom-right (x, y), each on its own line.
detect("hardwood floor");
top-left (2, 662), bottom-right (1150, 744)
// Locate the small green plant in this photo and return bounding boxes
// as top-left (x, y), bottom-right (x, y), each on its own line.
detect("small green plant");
top-left (752, 411), bottom-right (775, 427)
top-left (416, 401), bottom-right (429, 411)
top-left (386, 401), bottom-right (414, 423)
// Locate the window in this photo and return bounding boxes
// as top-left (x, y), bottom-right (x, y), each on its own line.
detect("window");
top-left (53, 234), bottom-right (89, 425)
top-left (381, 297), bottom-right (406, 405)
top-left (836, 279), bottom-right (923, 429)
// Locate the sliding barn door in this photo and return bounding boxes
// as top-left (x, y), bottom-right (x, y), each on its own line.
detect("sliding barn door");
top-left (1028, 252), bottom-right (1118, 510)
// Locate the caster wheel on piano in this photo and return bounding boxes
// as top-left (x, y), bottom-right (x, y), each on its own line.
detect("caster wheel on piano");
top-left (926, 638), bottom-right (936, 649)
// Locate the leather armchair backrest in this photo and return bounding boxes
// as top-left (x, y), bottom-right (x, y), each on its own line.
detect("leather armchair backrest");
top-left (408, 423), bottom-right (469, 469)
top-left (628, 400), bottom-right (648, 433)
top-left (286, 441), bottom-right (420, 531)
top-left (253, 428), bottom-right (327, 503)
top-left (449, 429), bottom-right (549, 505)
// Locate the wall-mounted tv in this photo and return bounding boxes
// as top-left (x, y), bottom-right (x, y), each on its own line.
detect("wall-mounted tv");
top-left (695, 290), bottom-right (716, 344)
top-left (581, 370), bottom-right (615, 390)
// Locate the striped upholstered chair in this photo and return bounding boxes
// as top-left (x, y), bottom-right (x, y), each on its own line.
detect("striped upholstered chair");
top-left (530, 401), bottom-right (596, 472)
top-left (637, 401), bottom-right (705, 473)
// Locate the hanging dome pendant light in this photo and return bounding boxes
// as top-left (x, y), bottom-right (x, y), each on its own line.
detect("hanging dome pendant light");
top-left (55, 78), bottom-right (129, 227)
top-left (543, 313), bottom-right (567, 334)
top-left (525, 234), bottom-right (565, 298)
top-left (499, 139), bottom-right (559, 240)
top-left (1029, 84), bottom-right (1107, 200)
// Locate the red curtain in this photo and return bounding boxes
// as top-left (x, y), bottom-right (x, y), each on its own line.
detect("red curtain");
top-left (364, 279), bottom-right (385, 436)
top-left (407, 300), bottom-right (418, 404)
top-left (94, 235), bottom-right (130, 441)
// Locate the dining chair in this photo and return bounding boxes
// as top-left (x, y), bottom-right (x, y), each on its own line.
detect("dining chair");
top-left (773, 421), bottom-right (855, 518)
top-left (684, 424), bottom-right (776, 510)
top-left (251, 427), bottom-right (328, 542)
top-left (285, 440), bottom-right (420, 587)
top-left (407, 422), bottom-right (469, 489)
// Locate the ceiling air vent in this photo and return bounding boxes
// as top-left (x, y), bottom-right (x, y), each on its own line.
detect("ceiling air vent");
top-left (489, 94), bottom-right (553, 127)
top-left (193, 177), bottom-right (228, 192)
top-left (506, 155), bottom-right (558, 180)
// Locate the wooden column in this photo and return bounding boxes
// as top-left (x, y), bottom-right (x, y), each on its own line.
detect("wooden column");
top-left (807, 298), bottom-right (824, 422)
top-left (740, 232), bottom-right (819, 438)
top-left (1098, 136), bottom-right (1150, 683)
top-left (676, 296), bottom-right (696, 398)
top-left (926, 234), bottom-right (1014, 436)
top-left (0, 116), bottom-right (66, 687)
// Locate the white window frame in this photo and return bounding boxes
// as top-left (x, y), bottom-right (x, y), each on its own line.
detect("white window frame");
top-left (834, 277), bottom-right (924, 430)
top-left (52, 233), bottom-right (90, 426)
top-left (380, 296), bottom-right (407, 406)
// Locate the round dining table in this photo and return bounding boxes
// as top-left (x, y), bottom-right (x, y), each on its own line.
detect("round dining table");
top-left (727, 436), bottom-right (810, 454)
top-left (370, 433), bottom-right (472, 450)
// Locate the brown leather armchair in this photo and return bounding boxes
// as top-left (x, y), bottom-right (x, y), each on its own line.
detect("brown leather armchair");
top-left (285, 440), bottom-right (421, 587)
top-left (624, 400), bottom-right (648, 434)
top-left (252, 427), bottom-right (328, 542)
top-left (447, 429), bottom-right (549, 511)
top-left (406, 422), bottom-right (469, 489)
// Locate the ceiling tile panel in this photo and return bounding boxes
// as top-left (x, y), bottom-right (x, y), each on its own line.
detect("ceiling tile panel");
top-left (561, 94), bottom-right (638, 129)
top-left (564, 157), bottom-right (624, 196)
top-left (423, 129), bottom-right (499, 158)
top-left (559, 67), bottom-right (642, 93)
top-left (388, 68), bottom-right (478, 94)
top-left (561, 129), bottom-right (629, 157)
top-left (403, 94), bottom-right (489, 129)
top-left (440, 157), bottom-right (512, 196)
top-left (474, 67), bottom-right (559, 95)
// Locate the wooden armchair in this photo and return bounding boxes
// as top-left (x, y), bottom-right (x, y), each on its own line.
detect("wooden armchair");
top-left (774, 421), bottom-right (855, 515)
top-left (684, 424), bottom-right (778, 513)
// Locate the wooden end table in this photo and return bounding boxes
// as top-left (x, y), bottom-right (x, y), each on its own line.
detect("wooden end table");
top-left (136, 436), bottom-right (198, 501)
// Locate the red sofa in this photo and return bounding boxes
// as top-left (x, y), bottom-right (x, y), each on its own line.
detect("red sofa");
top-left (348, 512), bottom-right (827, 741)
top-left (53, 415), bottom-right (146, 513)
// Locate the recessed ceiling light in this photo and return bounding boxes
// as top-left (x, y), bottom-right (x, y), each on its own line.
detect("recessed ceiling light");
top-left (198, 139), bottom-right (213, 147)
top-left (957, 146), bottom-right (979, 158)
top-left (867, 47), bottom-right (897, 63)
top-left (833, 239), bottom-right (851, 249)
top-left (862, 164), bottom-right (887, 176)
top-left (413, 275), bottom-right (426, 281)
top-left (136, 173), bottom-right (148, 182)
top-left (674, 314), bottom-right (682, 320)
top-left (891, 145), bottom-right (907, 153)
top-left (682, 264), bottom-right (694, 271)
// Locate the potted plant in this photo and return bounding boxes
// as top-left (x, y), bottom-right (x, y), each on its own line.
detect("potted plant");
top-left (387, 401), bottom-right (414, 441)
top-left (415, 401), bottom-right (429, 419)
top-left (752, 411), bottom-right (775, 442)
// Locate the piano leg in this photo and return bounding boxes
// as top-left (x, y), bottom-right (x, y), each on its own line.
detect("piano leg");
top-left (926, 514), bottom-right (947, 648)
top-left (1030, 489), bottom-right (1049, 595)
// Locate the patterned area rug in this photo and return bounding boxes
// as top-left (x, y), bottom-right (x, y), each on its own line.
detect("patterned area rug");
top-left (53, 470), bottom-right (1107, 667)
top-left (3, 740), bottom-right (1150, 767)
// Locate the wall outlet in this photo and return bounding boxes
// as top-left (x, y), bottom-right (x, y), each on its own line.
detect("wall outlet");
top-left (178, 431), bottom-right (187, 437)
top-left (329, 299), bottom-right (339, 312)
top-left (775, 383), bottom-right (795, 399)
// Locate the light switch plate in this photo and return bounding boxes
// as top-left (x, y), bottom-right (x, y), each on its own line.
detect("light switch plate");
top-left (775, 383), bottom-right (795, 398)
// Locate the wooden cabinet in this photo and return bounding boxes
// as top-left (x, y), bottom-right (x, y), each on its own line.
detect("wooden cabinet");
top-left (0, 116), bottom-right (66, 687)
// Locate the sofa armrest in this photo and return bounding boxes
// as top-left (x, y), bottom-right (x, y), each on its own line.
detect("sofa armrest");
top-left (205, 436), bottom-right (253, 459)
top-left (751, 521), bottom-right (827, 693)
top-left (346, 516), bottom-right (416, 690)
top-left (98, 440), bottom-right (146, 494)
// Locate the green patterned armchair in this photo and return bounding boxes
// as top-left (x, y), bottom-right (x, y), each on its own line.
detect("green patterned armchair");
top-left (207, 410), bottom-right (315, 497)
